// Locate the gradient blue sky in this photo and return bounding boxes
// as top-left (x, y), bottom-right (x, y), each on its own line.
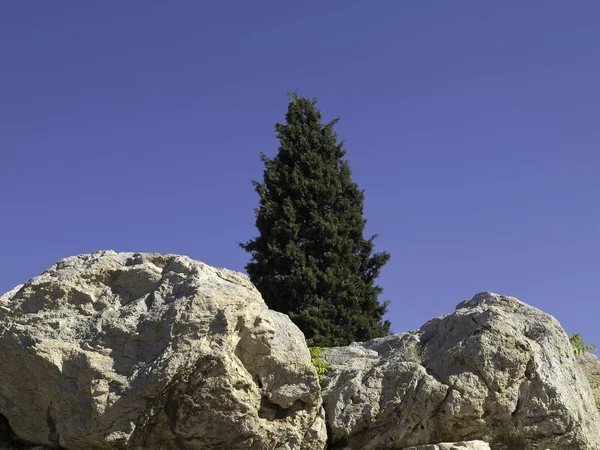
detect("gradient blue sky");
top-left (2, 2), bottom-right (599, 345)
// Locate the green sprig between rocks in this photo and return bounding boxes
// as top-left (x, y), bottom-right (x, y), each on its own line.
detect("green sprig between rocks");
top-left (308, 346), bottom-right (330, 380)
top-left (570, 333), bottom-right (597, 356)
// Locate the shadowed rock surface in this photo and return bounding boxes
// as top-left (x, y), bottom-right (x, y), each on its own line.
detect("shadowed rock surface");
top-left (320, 292), bottom-right (600, 450)
top-left (0, 251), bottom-right (326, 450)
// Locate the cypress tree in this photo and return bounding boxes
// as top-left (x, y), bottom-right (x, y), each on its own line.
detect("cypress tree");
top-left (240, 93), bottom-right (391, 347)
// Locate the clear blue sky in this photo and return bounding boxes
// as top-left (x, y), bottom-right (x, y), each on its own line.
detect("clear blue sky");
top-left (2, 2), bottom-right (599, 345)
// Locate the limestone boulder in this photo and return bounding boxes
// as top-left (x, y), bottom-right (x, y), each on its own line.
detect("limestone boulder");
top-left (577, 351), bottom-right (600, 413)
top-left (321, 292), bottom-right (600, 450)
top-left (0, 251), bottom-right (326, 450)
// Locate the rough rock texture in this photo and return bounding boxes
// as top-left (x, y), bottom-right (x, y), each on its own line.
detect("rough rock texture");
top-left (401, 441), bottom-right (490, 450)
top-left (321, 292), bottom-right (600, 450)
top-left (0, 251), bottom-right (326, 450)
top-left (577, 352), bottom-right (600, 413)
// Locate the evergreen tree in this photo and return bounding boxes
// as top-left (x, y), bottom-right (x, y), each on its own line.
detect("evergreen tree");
top-left (240, 93), bottom-right (391, 347)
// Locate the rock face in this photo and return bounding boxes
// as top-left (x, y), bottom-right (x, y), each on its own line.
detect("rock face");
top-left (321, 292), bottom-right (600, 450)
top-left (2, 253), bottom-right (598, 450)
top-left (0, 251), bottom-right (326, 450)
top-left (400, 441), bottom-right (490, 450)
top-left (578, 352), bottom-right (600, 413)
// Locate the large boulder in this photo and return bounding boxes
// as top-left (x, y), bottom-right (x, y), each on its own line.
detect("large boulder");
top-left (0, 251), bottom-right (326, 450)
top-left (321, 292), bottom-right (600, 450)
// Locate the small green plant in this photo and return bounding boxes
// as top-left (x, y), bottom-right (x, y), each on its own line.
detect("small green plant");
top-left (400, 339), bottom-right (425, 364)
top-left (308, 346), bottom-right (330, 380)
top-left (570, 333), bottom-right (597, 356)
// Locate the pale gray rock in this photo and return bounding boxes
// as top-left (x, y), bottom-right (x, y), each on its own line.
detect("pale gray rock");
top-left (401, 441), bottom-right (490, 450)
top-left (321, 292), bottom-right (600, 450)
top-left (0, 251), bottom-right (326, 450)
top-left (577, 351), bottom-right (600, 413)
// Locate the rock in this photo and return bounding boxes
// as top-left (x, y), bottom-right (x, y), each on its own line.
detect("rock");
top-left (0, 251), bottom-right (327, 450)
top-left (321, 292), bottom-right (600, 450)
top-left (400, 441), bottom-right (490, 450)
top-left (577, 351), bottom-right (600, 413)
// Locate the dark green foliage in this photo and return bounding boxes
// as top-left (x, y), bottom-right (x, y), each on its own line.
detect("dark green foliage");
top-left (240, 93), bottom-right (391, 347)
